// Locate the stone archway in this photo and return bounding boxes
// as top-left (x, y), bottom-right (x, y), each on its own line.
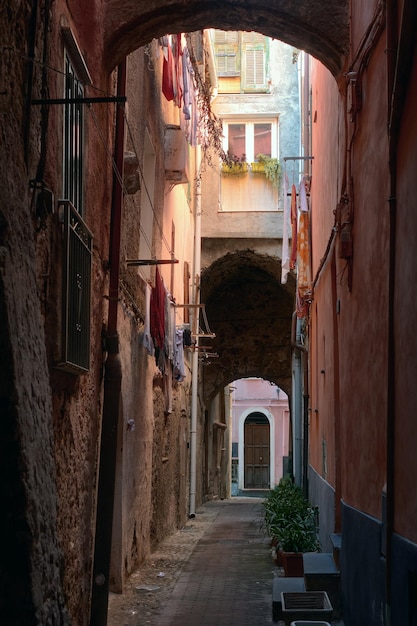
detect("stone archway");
top-left (201, 250), bottom-right (296, 403)
top-left (103, 0), bottom-right (349, 77)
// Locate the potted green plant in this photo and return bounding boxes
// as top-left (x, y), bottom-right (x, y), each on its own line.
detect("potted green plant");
top-left (252, 153), bottom-right (282, 188)
top-left (279, 507), bottom-right (320, 576)
top-left (263, 477), bottom-right (320, 576)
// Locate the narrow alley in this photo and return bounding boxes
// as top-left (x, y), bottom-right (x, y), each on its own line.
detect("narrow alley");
top-left (2, 1), bottom-right (417, 625)
top-left (108, 498), bottom-right (344, 626)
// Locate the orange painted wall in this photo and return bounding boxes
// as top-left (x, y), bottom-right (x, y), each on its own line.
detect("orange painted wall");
top-left (394, 52), bottom-right (417, 543)
top-left (309, 31), bottom-right (390, 522)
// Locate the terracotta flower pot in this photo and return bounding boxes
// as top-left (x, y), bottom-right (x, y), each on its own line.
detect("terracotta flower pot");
top-left (282, 551), bottom-right (304, 577)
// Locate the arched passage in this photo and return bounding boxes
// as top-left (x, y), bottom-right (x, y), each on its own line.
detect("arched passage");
top-left (201, 250), bottom-right (296, 402)
top-left (103, 0), bottom-right (349, 76)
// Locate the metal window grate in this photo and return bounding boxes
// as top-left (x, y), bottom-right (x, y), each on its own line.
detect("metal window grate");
top-left (61, 201), bottom-right (92, 373)
top-left (64, 53), bottom-right (84, 215)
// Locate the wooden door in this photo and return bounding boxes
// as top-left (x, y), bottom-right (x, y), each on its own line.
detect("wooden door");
top-left (244, 419), bottom-right (270, 488)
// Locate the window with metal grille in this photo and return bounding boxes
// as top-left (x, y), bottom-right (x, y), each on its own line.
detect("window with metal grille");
top-left (63, 52), bottom-right (84, 215)
top-left (59, 36), bottom-right (92, 373)
top-left (60, 200), bottom-right (92, 373)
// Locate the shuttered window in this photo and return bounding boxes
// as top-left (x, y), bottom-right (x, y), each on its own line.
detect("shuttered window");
top-left (213, 31), bottom-right (269, 91)
top-left (213, 31), bottom-right (239, 76)
top-left (241, 33), bottom-right (268, 91)
top-left (243, 47), bottom-right (265, 88)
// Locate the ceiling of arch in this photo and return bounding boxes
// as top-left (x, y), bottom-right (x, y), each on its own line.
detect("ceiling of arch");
top-left (200, 250), bottom-right (296, 402)
top-left (104, 0), bottom-right (349, 76)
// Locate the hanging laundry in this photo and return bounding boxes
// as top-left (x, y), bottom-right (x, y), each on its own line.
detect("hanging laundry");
top-left (164, 291), bottom-right (176, 362)
top-left (189, 75), bottom-right (199, 147)
top-left (290, 184), bottom-right (298, 270)
top-left (162, 37), bottom-right (175, 101)
top-left (143, 282), bottom-right (155, 356)
top-left (172, 34), bottom-right (183, 108)
top-left (174, 328), bottom-right (186, 382)
top-left (182, 45), bottom-right (191, 120)
top-left (183, 327), bottom-right (192, 346)
top-left (281, 172), bottom-right (291, 284)
top-left (296, 178), bottom-right (312, 318)
top-left (150, 267), bottom-right (166, 351)
top-left (170, 35), bottom-right (179, 104)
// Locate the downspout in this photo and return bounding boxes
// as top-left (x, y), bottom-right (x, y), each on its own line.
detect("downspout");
top-left (90, 60), bottom-right (126, 626)
top-left (386, 0), bottom-right (401, 621)
top-left (189, 143), bottom-right (202, 518)
top-left (291, 311), bottom-right (308, 493)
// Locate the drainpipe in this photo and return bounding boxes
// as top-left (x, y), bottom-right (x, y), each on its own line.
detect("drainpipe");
top-left (291, 312), bottom-right (308, 492)
top-left (385, 0), bottom-right (398, 622)
top-left (189, 143), bottom-right (202, 518)
top-left (90, 59), bottom-right (126, 626)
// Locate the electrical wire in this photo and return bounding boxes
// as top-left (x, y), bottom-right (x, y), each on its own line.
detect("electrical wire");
top-left (4, 44), bottom-right (163, 276)
top-left (87, 106), bottom-right (149, 284)
top-left (124, 113), bottom-right (173, 256)
top-left (3, 45), bottom-right (117, 98)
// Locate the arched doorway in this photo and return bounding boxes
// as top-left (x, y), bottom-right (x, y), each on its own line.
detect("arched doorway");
top-left (244, 412), bottom-right (270, 489)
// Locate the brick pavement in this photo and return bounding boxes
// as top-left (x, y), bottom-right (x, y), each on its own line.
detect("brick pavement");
top-left (157, 498), bottom-right (275, 625)
top-left (108, 497), bottom-right (345, 626)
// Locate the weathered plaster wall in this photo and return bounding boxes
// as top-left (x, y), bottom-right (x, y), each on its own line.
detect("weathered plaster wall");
top-left (310, 30), bottom-right (389, 521)
top-left (308, 1), bottom-right (417, 623)
top-left (338, 32), bottom-right (389, 521)
top-left (108, 41), bottom-right (196, 593)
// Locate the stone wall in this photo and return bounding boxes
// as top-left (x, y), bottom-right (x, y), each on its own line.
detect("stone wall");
top-left (0, 1), bottom-right (69, 623)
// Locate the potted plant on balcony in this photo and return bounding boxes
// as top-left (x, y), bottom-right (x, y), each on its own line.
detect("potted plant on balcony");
top-left (221, 151), bottom-right (249, 175)
top-left (252, 153), bottom-right (282, 188)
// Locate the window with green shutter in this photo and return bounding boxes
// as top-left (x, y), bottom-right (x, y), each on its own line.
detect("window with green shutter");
top-left (213, 30), bottom-right (240, 76)
top-left (212, 30), bottom-right (269, 92)
top-left (242, 33), bottom-right (269, 91)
